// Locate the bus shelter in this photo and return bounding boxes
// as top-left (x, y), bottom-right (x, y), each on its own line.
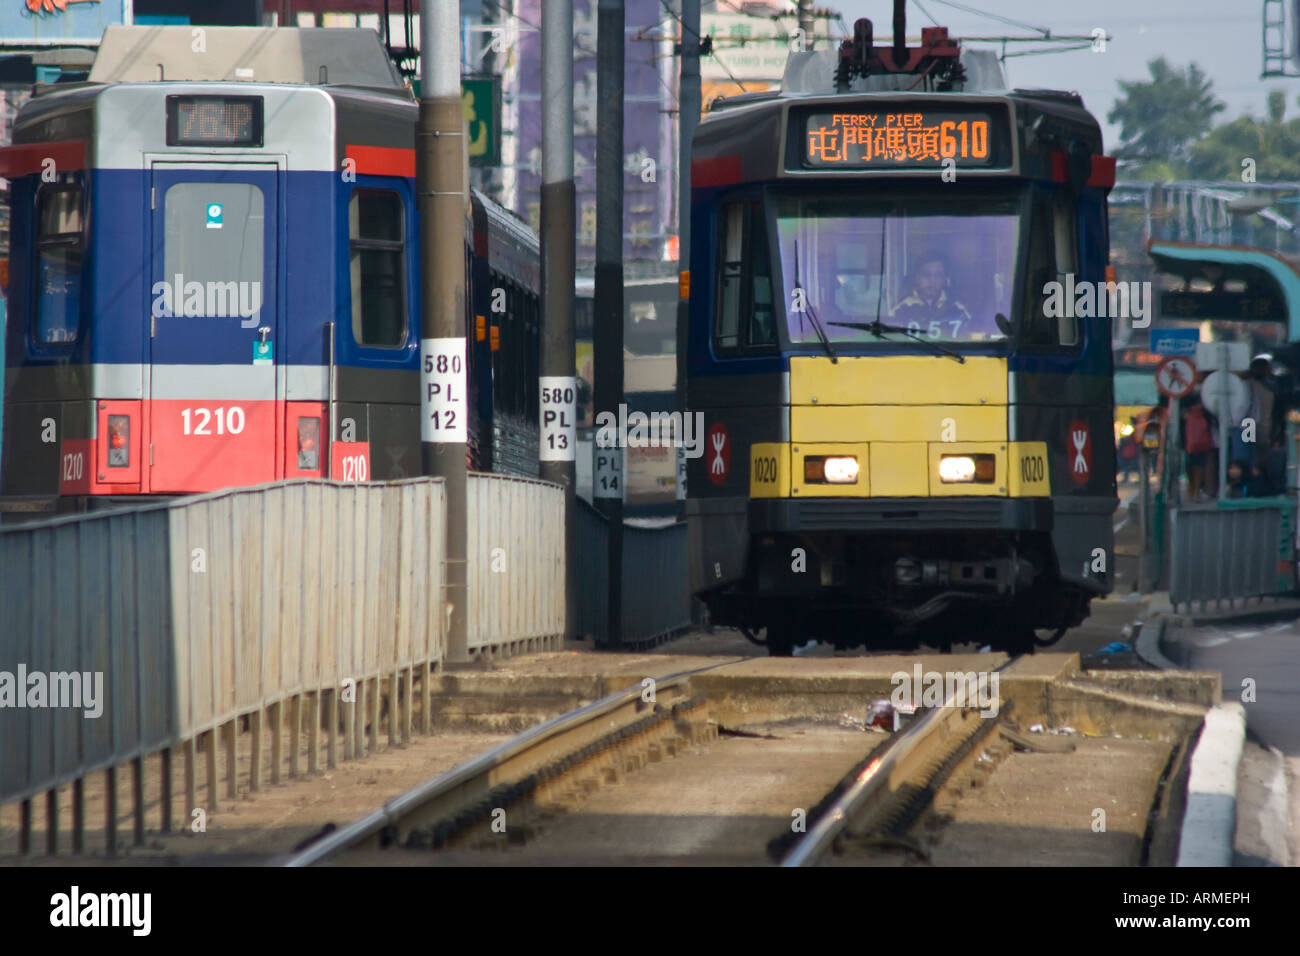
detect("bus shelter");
top-left (1142, 240), bottom-right (1299, 610)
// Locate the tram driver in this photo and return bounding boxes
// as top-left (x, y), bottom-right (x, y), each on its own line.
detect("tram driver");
top-left (890, 252), bottom-right (972, 335)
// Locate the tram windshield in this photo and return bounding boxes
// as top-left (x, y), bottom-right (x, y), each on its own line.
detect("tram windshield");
top-left (774, 193), bottom-right (1021, 345)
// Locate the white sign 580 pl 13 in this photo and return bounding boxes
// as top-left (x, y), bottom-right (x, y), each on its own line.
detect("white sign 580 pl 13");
top-left (421, 337), bottom-right (466, 443)
top-left (539, 376), bottom-right (577, 462)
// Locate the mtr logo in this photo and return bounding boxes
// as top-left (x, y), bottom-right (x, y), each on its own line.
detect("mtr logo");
top-left (708, 422), bottom-right (730, 485)
top-left (1068, 420), bottom-right (1092, 485)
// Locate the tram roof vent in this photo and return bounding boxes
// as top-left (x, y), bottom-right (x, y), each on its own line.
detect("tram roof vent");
top-left (782, 47), bottom-right (1007, 96)
top-left (1011, 88), bottom-right (1085, 106)
top-left (88, 26), bottom-right (405, 91)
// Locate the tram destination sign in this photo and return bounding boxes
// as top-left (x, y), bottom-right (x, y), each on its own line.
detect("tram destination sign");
top-left (798, 106), bottom-right (1007, 169)
top-left (1160, 290), bottom-right (1284, 321)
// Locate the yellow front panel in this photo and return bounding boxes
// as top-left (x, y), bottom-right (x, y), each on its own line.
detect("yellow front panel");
top-left (927, 442), bottom-right (1007, 497)
top-left (792, 404), bottom-right (1007, 443)
top-left (790, 356), bottom-right (1008, 406)
top-left (869, 443), bottom-right (929, 497)
top-left (790, 443), bottom-right (870, 497)
top-left (749, 442), bottom-right (791, 498)
top-left (1006, 441), bottom-right (1051, 497)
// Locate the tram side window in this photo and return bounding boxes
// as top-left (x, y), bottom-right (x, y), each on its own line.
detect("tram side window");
top-left (749, 210), bottom-right (776, 347)
top-left (714, 202), bottom-right (777, 352)
top-left (349, 189), bottom-right (407, 347)
top-left (1021, 193), bottom-right (1079, 348)
top-left (34, 187), bottom-right (84, 345)
top-left (1052, 195), bottom-right (1079, 346)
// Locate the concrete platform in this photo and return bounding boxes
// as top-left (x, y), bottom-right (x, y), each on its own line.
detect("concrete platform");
top-left (1148, 605), bottom-right (1300, 867)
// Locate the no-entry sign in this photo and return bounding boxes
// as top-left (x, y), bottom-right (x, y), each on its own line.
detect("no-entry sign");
top-left (1155, 356), bottom-right (1197, 399)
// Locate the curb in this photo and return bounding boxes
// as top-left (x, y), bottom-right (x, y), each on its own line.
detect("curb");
top-left (1237, 745), bottom-right (1292, 867)
top-left (1176, 703), bottom-right (1247, 867)
top-left (1136, 613), bottom-right (1251, 867)
top-left (1133, 615), bottom-right (1182, 671)
top-left (1181, 602), bottom-right (1300, 628)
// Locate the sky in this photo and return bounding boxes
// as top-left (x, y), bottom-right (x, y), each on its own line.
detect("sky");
top-left (833, 0), bottom-right (1290, 150)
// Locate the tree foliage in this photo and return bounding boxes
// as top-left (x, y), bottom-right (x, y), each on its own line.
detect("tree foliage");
top-left (1187, 90), bottom-right (1300, 181)
top-left (1106, 58), bottom-right (1224, 167)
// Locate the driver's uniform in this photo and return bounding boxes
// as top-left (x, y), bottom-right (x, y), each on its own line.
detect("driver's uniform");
top-left (890, 290), bottom-right (972, 328)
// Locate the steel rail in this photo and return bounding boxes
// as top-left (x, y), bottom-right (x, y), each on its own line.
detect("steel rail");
top-left (282, 659), bottom-right (742, 866)
top-left (781, 659), bottom-right (1014, 867)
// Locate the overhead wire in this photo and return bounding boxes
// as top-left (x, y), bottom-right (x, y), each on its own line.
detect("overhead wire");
top-left (658, 0), bottom-right (751, 93)
top-left (479, 0), bottom-right (599, 59)
top-left (911, 0), bottom-right (940, 28)
top-left (925, 0), bottom-right (1051, 37)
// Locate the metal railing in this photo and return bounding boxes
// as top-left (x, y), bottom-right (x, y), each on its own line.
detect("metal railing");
top-left (1168, 497), bottom-right (1297, 612)
top-left (0, 478), bottom-right (447, 848)
top-left (466, 473), bottom-right (565, 653)
top-left (0, 471), bottom-right (573, 851)
top-left (574, 497), bottom-right (690, 647)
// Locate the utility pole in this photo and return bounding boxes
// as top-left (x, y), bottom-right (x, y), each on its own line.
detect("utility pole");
top-left (798, 0), bottom-right (815, 49)
top-left (676, 0), bottom-right (700, 522)
top-left (540, 0), bottom-right (578, 639)
top-left (419, 0), bottom-right (469, 662)
top-left (594, 0), bottom-right (625, 648)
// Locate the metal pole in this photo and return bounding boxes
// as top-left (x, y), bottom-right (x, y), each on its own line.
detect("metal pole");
top-left (1138, 443), bottom-right (1152, 593)
top-left (1161, 396), bottom-right (1182, 590)
top-left (1169, 396), bottom-right (1182, 508)
top-left (676, 0), bottom-right (700, 522)
top-left (798, 0), bottom-right (815, 49)
top-left (595, 0), bottom-right (625, 648)
top-left (420, 0), bottom-right (469, 662)
top-left (540, 0), bottom-right (578, 640)
top-left (1217, 342), bottom-right (1229, 501)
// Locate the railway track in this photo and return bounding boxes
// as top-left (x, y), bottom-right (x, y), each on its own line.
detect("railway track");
top-left (1, 641), bottom-right (1206, 867)
top-left (282, 647), bottom-right (1205, 867)
top-left (780, 659), bottom-right (1020, 865)
top-left (284, 664), bottom-right (731, 865)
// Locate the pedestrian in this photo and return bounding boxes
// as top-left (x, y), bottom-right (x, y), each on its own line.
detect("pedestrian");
top-left (1244, 355), bottom-right (1282, 495)
top-left (1181, 392), bottom-right (1217, 500)
top-left (1226, 459), bottom-right (1253, 499)
top-left (1135, 396), bottom-right (1168, 483)
top-left (1117, 417), bottom-right (1140, 482)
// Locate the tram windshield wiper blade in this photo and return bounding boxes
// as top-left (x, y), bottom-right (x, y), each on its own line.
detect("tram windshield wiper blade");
top-left (792, 239), bottom-right (837, 363)
top-left (826, 320), bottom-right (966, 364)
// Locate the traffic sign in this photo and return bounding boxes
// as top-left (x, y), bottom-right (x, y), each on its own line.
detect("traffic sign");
top-left (461, 76), bottom-right (500, 167)
top-left (1196, 341), bottom-right (1250, 373)
top-left (1201, 370), bottom-right (1252, 424)
top-left (1150, 328), bottom-right (1198, 356)
top-left (1155, 356), bottom-right (1196, 399)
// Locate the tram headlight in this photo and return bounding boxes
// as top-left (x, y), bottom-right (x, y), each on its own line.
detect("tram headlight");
top-left (824, 456), bottom-right (859, 483)
top-left (803, 455), bottom-right (859, 484)
top-left (939, 454), bottom-right (995, 483)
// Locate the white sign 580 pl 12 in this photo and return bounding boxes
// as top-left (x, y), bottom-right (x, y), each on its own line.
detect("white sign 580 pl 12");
top-left (421, 338), bottom-right (467, 443)
top-left (539, 376), bottom-right (576, 462)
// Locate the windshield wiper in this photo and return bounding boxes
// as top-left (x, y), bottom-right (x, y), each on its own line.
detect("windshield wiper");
top-left (826, 319), bottom-right (966, 364)
top-left (792, 239), bottom-right (837, 364)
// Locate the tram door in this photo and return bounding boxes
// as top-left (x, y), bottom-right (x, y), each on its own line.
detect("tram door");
top-left (147, 163), bottom-right (280, 492)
